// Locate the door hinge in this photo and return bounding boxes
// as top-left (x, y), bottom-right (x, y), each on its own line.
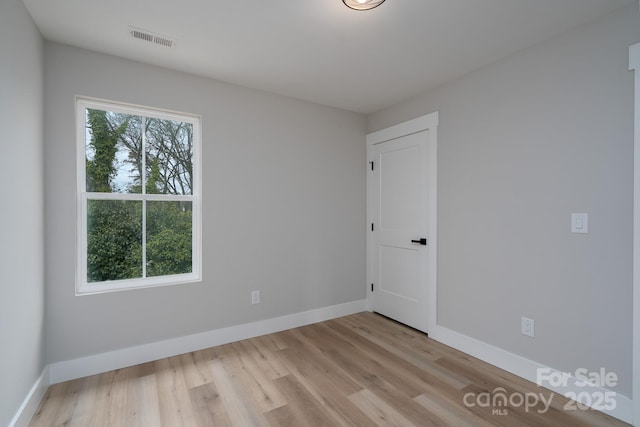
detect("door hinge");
top-left (369, 161), bottom-right (374, 171)
top-left (371, 283), bottom-right (374, 292)
top-left (371, 223), bottom-right (374, 231)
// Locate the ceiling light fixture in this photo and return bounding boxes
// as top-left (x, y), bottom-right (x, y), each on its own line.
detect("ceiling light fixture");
top-left (342, 0), bottom-right (386, 11)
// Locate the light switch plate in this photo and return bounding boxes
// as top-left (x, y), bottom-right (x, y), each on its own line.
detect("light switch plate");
top-left (571, 213), bottom-right (588, 234)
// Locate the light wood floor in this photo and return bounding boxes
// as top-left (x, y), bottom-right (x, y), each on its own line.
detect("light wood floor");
top-left (30, 312), bottom-right (628, 426)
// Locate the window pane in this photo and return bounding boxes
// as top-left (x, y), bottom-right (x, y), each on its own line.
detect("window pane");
top-left (145, 118), bottom-right (193, 195)
top-left (146, 201), bottom-right (193, 277)
top-left (85, 109), bottom-right (142, 193)
top-left (87, 200), bottom-right (142, 282)
top-left (78, 98), bottom-right (201, 293)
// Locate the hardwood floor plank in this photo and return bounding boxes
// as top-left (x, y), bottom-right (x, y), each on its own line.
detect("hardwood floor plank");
top-left (257, 330), bottom-right (289, 351)
top-left (124, 372), bottom-right (162, 427)
top-left (29, 378), bottom-right (84, 427)
top-left (188, 382), bottom-right (233, 427)
top-left (154, 357), bottom-right (197, 427)
top-left (263, 403), bottom-right (300, 427)
top-left (337, 315), bottom-right (471, 390)
top-left (339, 313), bottom-right (441, 362)
top-left (414, 391), bottom-right (496, 427)
top-left (238, 337), bottom-right (289, 380)
top-left (364, 379), bottom-right (447, 427)
top-left (293, 320), bottom-right (475, 427)
top-left (284, 328), bottom-right (363, 395)
top-left (208, 348), bottom-right (270, 427)
top-left (321, 320), bottom-right (465, 398)
top-left (87, 369), bottom-right (122, 427)
top-left (276, 339), bottom-right (375, 426)
top-left (348, 388), bottom-right (416, 427)
top-left (68, 372), bottom-right (102, 426)
top-left (176, 352), bottom-right (215, 389)
top-left (269, 374), bottom-right (342, 427)
top-left (220, 341), bottom-right (287, 412)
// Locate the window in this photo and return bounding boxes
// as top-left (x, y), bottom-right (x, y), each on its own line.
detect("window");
top-left (76, 97), bottom-right (201, 294)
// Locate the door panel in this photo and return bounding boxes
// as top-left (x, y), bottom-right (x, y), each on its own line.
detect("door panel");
top-left (380, 145), bottom-right (421, 231)
top-left (370, 130), bottom-right (430, 332)
top-left (379, 245), bottom-right (420, 301)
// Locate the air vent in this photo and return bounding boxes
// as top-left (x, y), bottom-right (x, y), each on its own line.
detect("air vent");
top-left (129, 26), bottom-right (175, 48)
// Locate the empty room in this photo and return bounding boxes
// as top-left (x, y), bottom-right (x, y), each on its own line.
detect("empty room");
top-left (2, 0), bottom-right (640, 425)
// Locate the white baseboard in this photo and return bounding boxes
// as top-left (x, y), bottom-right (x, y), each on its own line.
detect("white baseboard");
top-left (9, 366), bottom-right (50, 427)
top-left (429, 325), bottom-right (633, 425)
top-left (49, 299), bottom-right (367, 384)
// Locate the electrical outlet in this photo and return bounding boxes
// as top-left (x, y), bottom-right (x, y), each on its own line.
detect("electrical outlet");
top-left (251, 290), bottom-right (261, 305)
top-left (521, 317), bottom-right (535, 338)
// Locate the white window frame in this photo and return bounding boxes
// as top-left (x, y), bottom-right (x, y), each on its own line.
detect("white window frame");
top-left (76, 97), bottom-right (202, 295)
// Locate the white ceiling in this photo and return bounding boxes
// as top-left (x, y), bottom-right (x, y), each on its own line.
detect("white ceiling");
top-left (22, 0), bottom-right (635, 114)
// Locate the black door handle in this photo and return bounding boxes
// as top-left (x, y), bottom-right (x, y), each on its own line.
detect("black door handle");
top-left (411, 238), bottom-right (427, 245)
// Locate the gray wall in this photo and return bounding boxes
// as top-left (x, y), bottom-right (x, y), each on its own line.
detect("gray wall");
top-left (0, 1), bottom-right (45, 425)
top-left (44, 43), bottom-right (366, 364)
top-left (369, 3), bottom-right (639, 397)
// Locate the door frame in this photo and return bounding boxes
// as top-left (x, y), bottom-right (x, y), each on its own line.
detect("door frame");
top-left (629, 42), bottom-right (639, 426)
top-left (366, 112), bottom-right (439, 333)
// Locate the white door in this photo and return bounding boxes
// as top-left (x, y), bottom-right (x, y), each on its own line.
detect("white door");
top-left (367, 115), bottom-right (436, 334)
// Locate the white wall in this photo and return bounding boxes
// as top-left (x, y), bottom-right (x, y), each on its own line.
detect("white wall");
top-left (0, 1), bottom-right (45, 425)
top-left (43, 43), bottom-right (366, 364)
top-left (369, 3), bottom-right (639, 397)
